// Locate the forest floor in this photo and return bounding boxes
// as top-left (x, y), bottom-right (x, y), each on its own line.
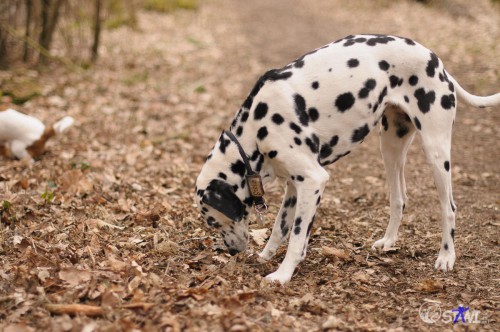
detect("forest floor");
top-left (1, 0), bottom-right (499, 331)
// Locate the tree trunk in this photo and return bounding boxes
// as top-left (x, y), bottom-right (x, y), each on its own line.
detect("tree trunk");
top-left (91, 0), bottom-right (101, 63)
top-left (0, 27), bottom-right (8, 69)
top-left (38, 0), bottom-right (65, 65)
top-left (23, 0), bottom-right (32, 62)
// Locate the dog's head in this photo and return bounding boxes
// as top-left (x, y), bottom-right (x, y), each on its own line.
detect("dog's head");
top-left (195, 132), bottom-right (253, 255)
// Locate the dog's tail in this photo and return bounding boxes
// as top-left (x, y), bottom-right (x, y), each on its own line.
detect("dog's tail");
top-left (53, 116), bottom-right (74, 134)
top-left (447, 73), bottom-right (500, 108)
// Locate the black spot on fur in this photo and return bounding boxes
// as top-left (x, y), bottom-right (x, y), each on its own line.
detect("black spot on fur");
top-left (207, 216), bottom-right (221, 228)
top-left (358, 79), bottom-right (377, 98)
top-left (379, 60), bottom-right (390, 71)
top-left (236, 126), bottom-right (243, 136)
top-left (268, 150), bottom-right (278, 159)
top-left (444, 160), bottom-right (450, 172)
top-left (312, 81), bottom-right (319, 89)
top-left (414, 116), bottom-right (422, 130)
top-left (290, 122), bottom-right (302, 134)
top-left (294, 226), bottom-right (301, 235)
top-left (330, 135), bottom-right (339, 147)
top-left (404, 38), bottom-right (416, 45)
top-left (294, 137), bottom-right (302, 145)
top-left (240, 111), bottom-right (249, 122)
top-left (426, 52), bottom-right (439, 78)
top-left (441, 94), bottom-right (456, 110)
top-left (231, 160), bottom-right (246, 176)
top-left (448, 82), bottom-right (455, 92)
top-left (352, 124), bottom-right (370, 142)
top-left (390, 75), bottom-right (401, 88)
top-left (308, 108), bottom-right (319, 121)
top-left (294, 94), bottom-right (309, 126)
top-left (378, 86), bottom-right (388, 104)
top-left (296, 175), bottom-right (304, 182)
top-left (284, 196), bottom-right (297, 208)
top-left (366, 35), bottom-right (395, 46)
top-left (219, 135), bottom-right (230, 153)
top-left (409, 75), bottom-right (419, 86)
top-left (242, 68), bottom-right (293, 110)
top-left (202, 180), bottom-right (245, 222)
top-left (306, 218), bottom-right (315, 236)
top-left (250, 149), bottom-right (260, 161)
top-left (293, 49), bottom-right (318, 68)
top-left (316, 196), bottom-right (321, 205)
top-left (218, 172), bottom-right (227, 180)
top-left (295, 217), bottom-right (303, 226)
top-left (451, 228), bottom-right (455, 240)
top-left (414, 88), bottom-right (436, 113)
top-left (254, 102), bottom-right (268, 120)
top-left (451, 203), bottom-right (456, 213)
top-left (404, 95), bottom-right (410, 103)
top-left (347, 58), bottom-right (359, 68)
top-left (305, 137), bottom-right (319, 154)
top-left (272, 113), bottom-right (284, 125)
top-left (444, 243), bottom-right (448, 251)
top-left (257, 126), bottom-right (268, 140)
top-left (381, 115), bottom-right (389, 131)
top-left (320, 144), bottom-right (332, 159)
top-left (335, 92), bottom-right (355, 112)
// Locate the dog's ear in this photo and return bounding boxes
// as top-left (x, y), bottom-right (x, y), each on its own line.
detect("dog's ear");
top-left (202, 179), bottom-right (245, 222)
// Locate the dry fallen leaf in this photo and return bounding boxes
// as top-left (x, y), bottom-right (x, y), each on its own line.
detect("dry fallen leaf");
top-left (321, 246), bottom-right (350, 260)
top-left (45, 303), bottom-right (104, 317)
top-left (249, 228), bottom-right (268, 246)
top-left (59, 267), bottom-right (92, 287)
top-left (415, 279), bottom-right (445, 293)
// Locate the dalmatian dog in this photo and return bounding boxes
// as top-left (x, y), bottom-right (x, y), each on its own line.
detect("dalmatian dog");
top-left (195, 34), bottom-right (499, 284)
top-left (0, 108), bottom-right (74, 161)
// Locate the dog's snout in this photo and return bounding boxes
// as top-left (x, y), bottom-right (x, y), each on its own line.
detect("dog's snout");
top-left (228, 248), bottom-right (240, 256)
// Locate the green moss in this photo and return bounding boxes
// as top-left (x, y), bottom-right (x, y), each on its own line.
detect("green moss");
top-left (105, 0), bottom-right (138, 29)
top-left (121, 70), bottom-right (149, 86)
top-left (144, 0), bottom-right (198, 13)
top-left (0, 75), bottom-right (41, 105)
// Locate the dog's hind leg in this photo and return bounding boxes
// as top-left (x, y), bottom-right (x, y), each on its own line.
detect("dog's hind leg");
top-left (420, 122), bottom-right (456, 271)
top-left (259, 181), bottom-right (297, 260)
top-left (373, 105), bottom-right (416, 250)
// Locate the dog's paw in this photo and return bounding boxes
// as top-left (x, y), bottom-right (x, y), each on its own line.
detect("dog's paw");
top-left (371, 237), bottom-right (397, 251)
top-left (264, 271), bottom-right (291, 284)
top-left (258, 249), bottom-right (274, 261)
top-left (434, 251), bottom-right (455, 272)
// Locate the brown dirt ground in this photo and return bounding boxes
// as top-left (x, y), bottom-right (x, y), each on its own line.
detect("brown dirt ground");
top-left (0, 0), bottom-right (499, 331)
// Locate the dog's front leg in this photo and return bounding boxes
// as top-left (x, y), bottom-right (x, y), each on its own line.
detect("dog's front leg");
top-left (259, 181), bottom-right (297, 260)
top-left (265, 168), bottom-right (329, 284)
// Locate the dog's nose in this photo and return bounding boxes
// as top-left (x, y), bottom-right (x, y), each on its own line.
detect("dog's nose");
top-left (228, 248), bottom-right (240, 256)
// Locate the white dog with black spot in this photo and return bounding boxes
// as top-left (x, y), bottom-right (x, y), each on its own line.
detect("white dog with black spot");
top-left (195, 34), bottom-right (500, 284)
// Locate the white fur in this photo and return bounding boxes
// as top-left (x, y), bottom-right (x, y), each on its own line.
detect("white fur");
top-left (196, 35), bottom-right (499, 284)
top-left (0, 108), bottom-right (74, 160)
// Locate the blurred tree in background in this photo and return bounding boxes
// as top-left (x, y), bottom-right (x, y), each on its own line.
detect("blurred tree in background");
top-left (0, 0), bottom-right (197, 69)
